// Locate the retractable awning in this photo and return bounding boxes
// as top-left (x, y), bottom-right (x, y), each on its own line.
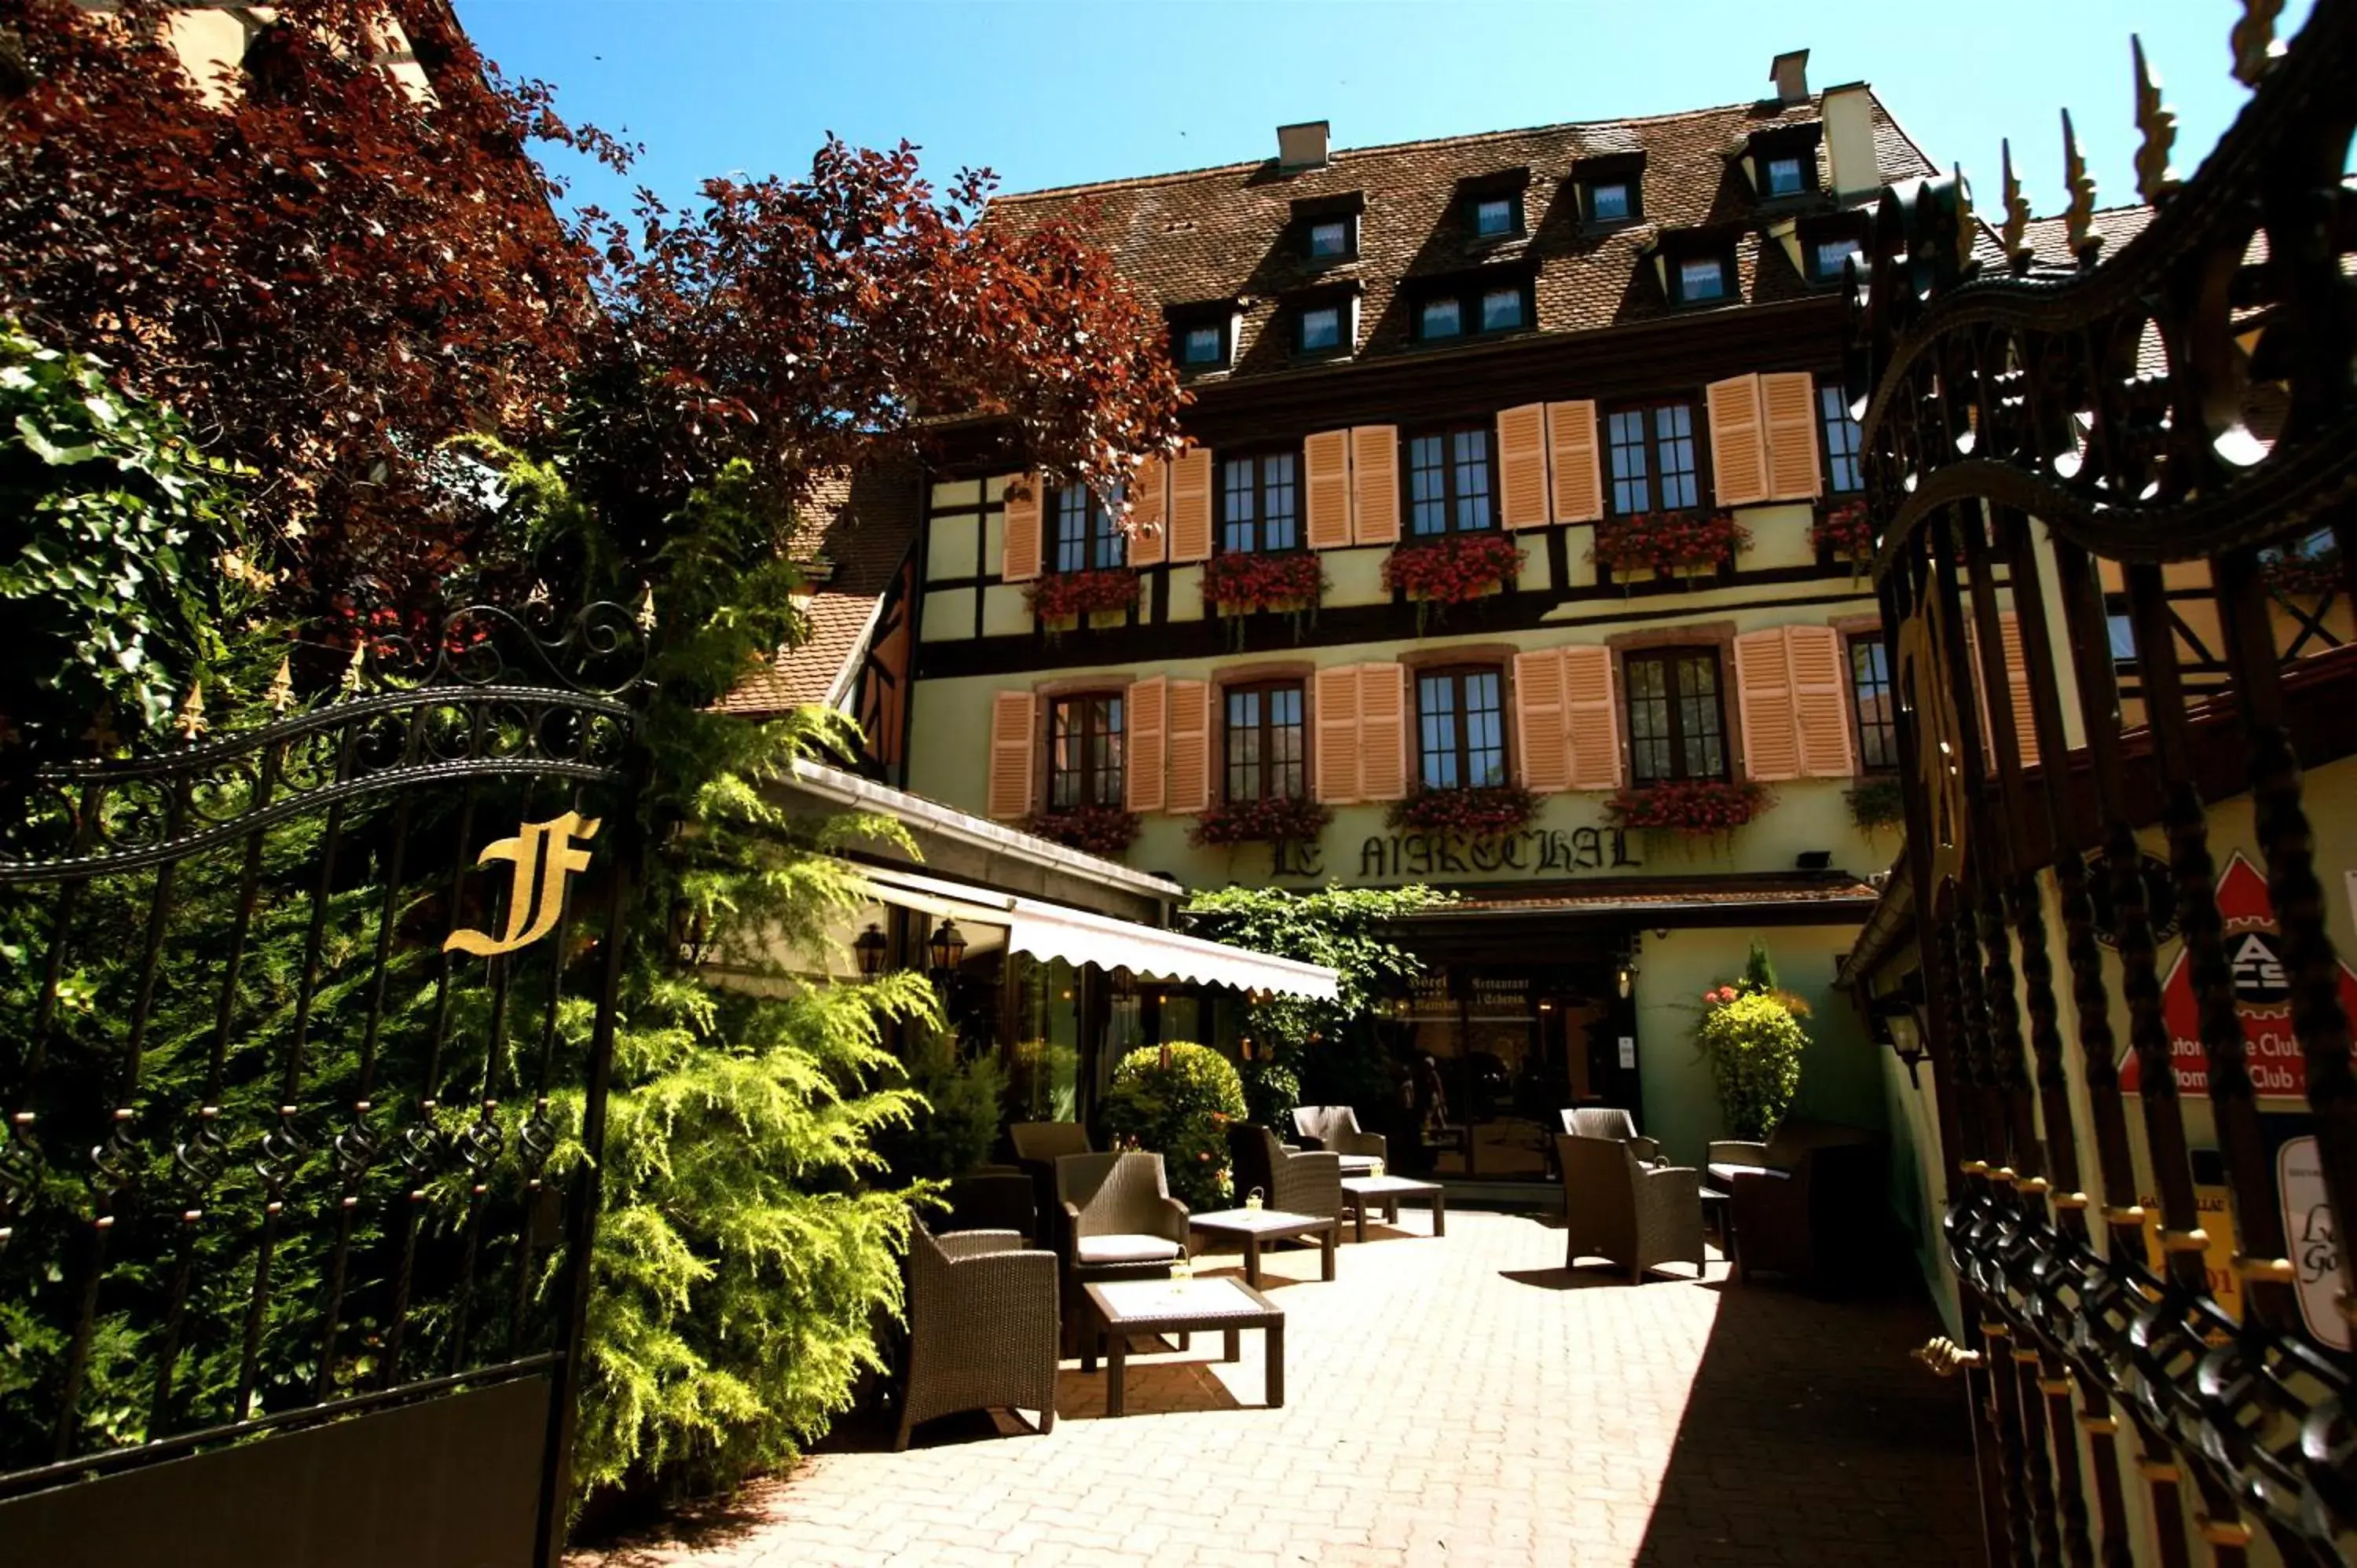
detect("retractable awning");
top-left (856, 865), bottom-right (1339, 1002)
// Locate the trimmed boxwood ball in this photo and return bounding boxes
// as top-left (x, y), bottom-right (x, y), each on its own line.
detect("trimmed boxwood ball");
top-left (1101, 1043), bottom-right (1248, 1212)
top-left (1695, 991), bottom-right (1806, 1141)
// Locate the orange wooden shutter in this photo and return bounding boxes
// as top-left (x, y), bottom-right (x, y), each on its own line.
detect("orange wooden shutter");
top-left (1512, 649), bottom-right (1571, 791)
top-left (987, 690), bottom-right (1037, 819)
top-left (1000, 474), bottom-right (1042, 583)
top-left (1351, 426), bottom-right (1401, 545)
top-left (1125, 676), bottom-right (1168, 812)
top-left (1761, 372), bottom-right (1823, 501)
top-left (1998, 611), bottom-right (2040, 768)
top-left (1358, 662), bottom-right (1409, 800)
top-left (1546, 400), bottom-right (1604, 524)
top-left (1561, 645), bottom-right (1623, 789)
top-left (1167, 679), bottom-right (1211, 813)
top-left (1784, 625), bottom-right (1857, 777)
top-left (1313, 665), bottom-right (1362, 802)
top-left (1128, 456), bottom-right (1168, 567)
top-left (1706, 376), bottom-right (1771, 508)
top-left (1496, 404), bottom-right (1550, 529)
top-left (1732, 628), bottom-right (1800, 782)
top-left (1168, 447), bottom-right (1214, 562)
top-left (1304, 431), bottom-right (1353, 550)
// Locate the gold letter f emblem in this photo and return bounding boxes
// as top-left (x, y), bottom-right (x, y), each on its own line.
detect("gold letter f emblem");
top-left (444, 811), bottom-right (601, 958)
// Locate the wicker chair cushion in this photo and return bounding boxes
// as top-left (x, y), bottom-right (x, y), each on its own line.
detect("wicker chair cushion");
top-left (1074, 1233), bottom-right (1183, 1266)
top-left (1336, 1154), bottom-right (1382, 1176)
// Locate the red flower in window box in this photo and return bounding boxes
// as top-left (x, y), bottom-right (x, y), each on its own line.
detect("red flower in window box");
top-left (2261, 537), bottom-right (2344, 599)
top-left (1383, 533), bottom-right (1525, 604)
top-left (1605, 779), bottom-right (1770, 837)
top-left (1591, 511), bottom-right (1750, 580)
top-left (1021, 803), bottom-right (1142, 858)
top-left (1189, 794), bottom-right (1333, 848)
top-left (1384, 783), bottom-right (1539, 839)
top-left (1025, 568), bottom-right (1140, 623)
top-left (1200, 551), bottom-right (1326, 614)
top-left (1810, 501), bottom-right (1875, 573)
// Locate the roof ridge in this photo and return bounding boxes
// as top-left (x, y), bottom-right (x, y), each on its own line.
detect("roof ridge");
top-left (988, 95), bottom-right (1811, 208)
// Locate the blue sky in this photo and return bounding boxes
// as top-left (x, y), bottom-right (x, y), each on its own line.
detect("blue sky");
top-left (454, 1), bottom-right (2315, 222)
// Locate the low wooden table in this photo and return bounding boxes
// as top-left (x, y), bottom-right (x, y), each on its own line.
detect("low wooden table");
top-left (1339, 1175), bottom-right (1446, 1243)
top-left (1188, 1207), bottom-right (1338, 1287)
top-left (1080, 1278), bottom-right (1285, 1416)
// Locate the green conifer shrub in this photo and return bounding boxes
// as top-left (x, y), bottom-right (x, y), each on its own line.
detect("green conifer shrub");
top-left (1099, 1044), bottom-right (1246, 1211)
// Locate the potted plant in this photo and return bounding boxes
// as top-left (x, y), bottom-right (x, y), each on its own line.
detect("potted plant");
top-left (1382, 533), bottom-right (1525, 630)
top-left (1591, 510), bottom-right (1750, 584)
top-left (1101, 1042), bottom-right (1249, 1211)
top-left (1025, 567), bottom-right (1140, 638)
top-left (1189, 793), bottom-right (1333, 849)
top-left (1694, 943), bottom-right (1810, 1140)
top-left (1020, 801), bottom-right (1142, 857)
top-left (1385, 782), bottom-right (1539, 839)
top-left (1811, 501), bottom-right (1875, 577)
top-left (1199, 552), bottom-right (1325, 647)
top-left (1845, 776), bottom-right (1905, 834)
top-left (1606, 779), bottom-right (1769, 837)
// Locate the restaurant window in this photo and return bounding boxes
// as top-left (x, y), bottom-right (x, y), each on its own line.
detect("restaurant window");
top-left (1604, 401), bottom-right (1700, 515)
top-left (1416, 666), bottom-right (1508, 789)
top-left (1848, 634), bottom-right (1897, 771)
top-left (1407, 426), bottom-right (1495, 535)
top-left (1820, 384), bottom-right (1864, 493)
top-left (1624, 647), bottom-right (1727, 784)
top-left (1048, 692), bottom-right (1124, 808)
top-left (1052, 482), bottom-right (1124, 573)
top-left (1221, 451), bottom-right (1301, 554)
top-left (1224, 681), bottom-right (1307, 802)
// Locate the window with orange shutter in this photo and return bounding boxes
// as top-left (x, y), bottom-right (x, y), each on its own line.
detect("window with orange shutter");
top-left (1414, 667), bottom-right (1508, 788)
top-left (1047, 692), bottom-right (1124, 808)
top-left (1219, 451), bottom-right (1302, 554)
top-left (1604, 402), bottom-right (1700, 515)
top-left (1846, 632), bottom-right (1898, 770)
top-left (1222, 681), bottom-right (1307, 801)
top-left (1624, 648), bottom-right (1728, 783)
top-left (1406, 426), bottom-right (1496, 536)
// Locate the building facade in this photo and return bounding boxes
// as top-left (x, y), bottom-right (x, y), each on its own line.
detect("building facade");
top-left (807, 58), bottom-right (1981, 1181)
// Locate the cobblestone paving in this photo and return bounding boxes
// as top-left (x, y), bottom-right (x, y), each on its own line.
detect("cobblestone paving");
top-left (574, 1209), bottom-right (1985, 1568)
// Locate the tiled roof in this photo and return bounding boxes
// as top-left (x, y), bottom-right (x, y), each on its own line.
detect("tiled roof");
top-left (988, 91), bottom-right (1937, 378)
top-left (716, 462), bottom-right (920, 716)
top-left (2019, 204), bottom-right (2155, 266)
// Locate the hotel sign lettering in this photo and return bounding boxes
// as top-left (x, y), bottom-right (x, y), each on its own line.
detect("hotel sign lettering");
top-left (1351, 826), bottom-right (1638, 881)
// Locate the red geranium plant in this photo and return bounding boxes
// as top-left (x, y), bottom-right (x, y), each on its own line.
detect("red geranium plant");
top-left (1026, 568), bottom-right (1141, 625)
top-left (1606, 779), bottom-right (1769, 837)
top-left (1021, 802), bottom-right (1142, 857)
top-left (1810, 501), bottom-right (1875, 576)
top-left (1592, 511), bottom-right (1750, 581)
top-left (2261, 536), bottom-right (2345, 599)
top-left (1386, 783), bottom-right (1539, 839)
top-left (1384, 533), bottom-right (1524, 631)
top-left (1189, 793), bottom-right (1333, 848)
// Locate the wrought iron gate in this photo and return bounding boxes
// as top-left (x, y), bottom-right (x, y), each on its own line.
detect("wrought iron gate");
top-left (1849, 1), bottom-right (2357, 1561)
top-left (0, 602), bottom-right (648, 1567)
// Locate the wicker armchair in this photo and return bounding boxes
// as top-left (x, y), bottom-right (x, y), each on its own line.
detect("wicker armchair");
top-left (1010, 1121), bottom-right (1091, 1251)
top-left (1226, 1123), bottom-right (1343, 1220)
top-left (1055, 1152), bottom-right (1190, 1354)
top-left (1555, 1133), bottom-right (1706, 1284)
top-left (1291, 1105), bottom-right (1387, 1175)
top-left (896, 1222), bottom-right (1058, 1450)
top-left (1560, 1107), bottom-right (1664, 1166)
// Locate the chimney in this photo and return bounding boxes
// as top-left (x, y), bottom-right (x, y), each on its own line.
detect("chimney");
top-left (1769, 49), bottom-right (1809, 107)
top-left (1277, 120), bottom-right (1330, 172)
top-left (1820, 82), bottom-right (1879, 199)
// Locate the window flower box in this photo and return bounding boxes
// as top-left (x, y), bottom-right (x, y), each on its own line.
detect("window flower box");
top-left (1025, 568), bottom-right (1140, 627)
top-left (1200, 551), bottom-right (1325, 647)
top-left (2261, 538), bottom-right (2344, 599)
top-left (1384, 783), bottom-right (1539, 839)
top-left (1606, 779), bottom-right (1769, 836)
top-left (1591, 510), bottom-right (1750, 581)
top-left (1845, 776), bottom-right (1905, 833)
top-left (1189, 794), bottom-right (1333, 848)
top-left (1383, 533), bottom-right (1524, 630)
top-left (1021, 803), bottom-right (1142, 858)
top-left (1810, 501), bottom-right (1875, 576)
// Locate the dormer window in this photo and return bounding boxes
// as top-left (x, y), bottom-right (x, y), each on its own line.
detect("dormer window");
top-left (1457, 170), bottom-right (1530, 244)
top-left (1811, 234), bottom-right (1862, 281)
top-left (1181, 324), bottom-right (1225, 365)
top-left (1747, 123), bottom-right (1824, 202)
top-left (1286, 283), bottom-right (1360, 360)
top-left (1588, 180), bottom-right (1633, 222)
top-left (1479, 285), bottom-right (1524, 332)
top-left (1167, 302), bottom-right (1238, 372)
top-left (1410, 269), bottom-right (1534, 343)
top-left (1675, 255), bottom-right (1730, 304)
top-left (1299, 305), bottom-right (1341, 352)
top-left (1291, 191), bottom-right (1365, 267)
top-left (1472, 196), bottom-right (1516, 237)
top-left (1765, 155), bottom-right (1807, 196)
top-left (1307, 218), bottom-right (1353, 259)
top-left (1572, 151), bottom-right (1646, 229)
top-left (1420, 298), bottom-right (1462, 339)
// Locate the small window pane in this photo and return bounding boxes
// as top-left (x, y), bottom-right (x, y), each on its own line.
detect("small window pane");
top-left (1417, 673), bottom-right (1459, 787)
top-left (1655, 405), bottom-right (1699, 511)
top-left (1850, 636), bottom-right (1897, 770)
top-left (1463, 672), bottom-right (1504, 786)
top-left (1308, 218), bottom-right (1350, 258)
top-left (1820, 385), bottom-right (1864, 493)
top-left (1474, 196), bottom-right (1514, 236)
top-left (1451, 428), bottom-right (1492, 532)
top-left (1222, 457), bottom-right (1258, 553)
top-left (1479, 288), bottom-right (1523, 332)
top-left (1299, 306), bottom-right (1341, 351)
top-left (1678, 257), bottom-right (1727, 302)
top-left (1765, 155), bottom-right (1805, 196)
top-left (2107, 614), bottom-right (2138, 665)
top-left (1607, 408), bottom-right (1651, 515)
top-left (1589, 181), bottom-right (1629, 221)
top-left (1182, 324), bottom-right (1223, 365)
top-left (1420, 298), bottom-right (1462, 339)
top-left (1263, 453), bottom-right (1299, 551)
top-left (1813, 236), bottom-right (1861, 280)
top-left (1409, 434), bottom-right (1449, 536)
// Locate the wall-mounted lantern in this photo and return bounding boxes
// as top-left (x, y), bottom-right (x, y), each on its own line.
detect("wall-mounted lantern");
top-left (852, 922), bottom-right (888, 977)
top-left (1871, 970), bottom-right (1931, 1086)
top-left (926, 917), bottom-right (967, 976)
